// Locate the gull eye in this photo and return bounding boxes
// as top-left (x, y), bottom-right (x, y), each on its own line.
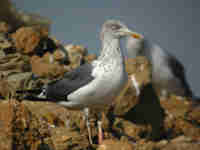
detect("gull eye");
top-left (111, 24), bottom-right (121, 30)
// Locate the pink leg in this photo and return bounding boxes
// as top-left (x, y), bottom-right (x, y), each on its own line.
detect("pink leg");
top-left (98, 120), bottom-right (103, 144)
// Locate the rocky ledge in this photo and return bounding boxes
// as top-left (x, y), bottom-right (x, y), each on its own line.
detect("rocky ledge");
top-left (0, 3), bottom-right (199, 149)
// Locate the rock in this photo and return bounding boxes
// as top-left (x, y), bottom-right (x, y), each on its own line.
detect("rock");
top-left (0, 54), bottom-right (31, 73)
top-left (171, 136), bottom-right (192, 143)
top-left (97, 139), bottom-right (134, 150)
top-left (53, 49), bottom-right (66, 61)
top-left (161, 98), bottom-right (200, 139)
top-left (84, 54), bottom-right (97, 63)
top-left (186, 103), bottom-right (200, 125)
top-left (0, 33), bottom-right (12, 50)
top-left (64, 44), bottom-right (87, 68)
top-left (51, 127), bottom-right (90, 150)
top-left (125, 57), bottom-right (152, 86)
top-left (0, 74), bottom-right (15, 99)
top-left (23, 101), bottom-right (93, 150)
top-left (65, 44), bottom-right (88, 56)
top-left (0, 0), bottom-right (51, 32)
top-left (11, 27), bottom-right (41, 54)
top-left (0, 15), bottom-right (200, 149)
top-left (0, 100), bottom-right (55, 150)
top-left (162, 141), bottom-right (200, 150)
top-left (0, 22), bottom-right (11, 33)
top-left (113, 117), bottom-right (148, 141)
top-left (30, 55), bottom-right (67, 78)
top-left (0, 101), bottom-right (13, 150)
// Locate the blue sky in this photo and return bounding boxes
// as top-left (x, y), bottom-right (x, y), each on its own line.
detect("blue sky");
top-left (14, 0), bottom-right (200, 96)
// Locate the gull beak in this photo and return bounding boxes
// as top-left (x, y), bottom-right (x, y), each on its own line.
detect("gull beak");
top-left (119, 28), bottom-right (142, 39)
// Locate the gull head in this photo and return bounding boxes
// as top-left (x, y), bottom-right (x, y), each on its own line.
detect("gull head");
top-left (101, 20), bottom-right (143, 40)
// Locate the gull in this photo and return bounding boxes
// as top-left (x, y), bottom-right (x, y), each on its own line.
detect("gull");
top-left (126, 35), bottom-right (193, 99)
top-left (17, 20), bottom-right (140, 144)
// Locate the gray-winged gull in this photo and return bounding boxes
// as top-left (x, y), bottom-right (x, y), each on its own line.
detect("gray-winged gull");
top-left (17, 20), bottom-right (140, 144)
top-left (126, 35), bottom-right (193, 99)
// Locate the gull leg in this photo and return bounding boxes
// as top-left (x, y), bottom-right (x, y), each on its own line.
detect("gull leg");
top-left (131, 74), bottom-right (140, 96)
top-left (97, 112), bottom-right (104, 145)
top-left (98, 120), bottom-right (103, 144)
top-left (83, 108), bottom-right (93, 145)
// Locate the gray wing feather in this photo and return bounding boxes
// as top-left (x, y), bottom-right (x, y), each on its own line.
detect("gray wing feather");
top-left (46, 63), bottom-right (95, 101)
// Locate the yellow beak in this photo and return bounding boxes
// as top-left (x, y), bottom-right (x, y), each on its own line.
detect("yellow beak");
top-left (131, 33), bottom-right (142, 39)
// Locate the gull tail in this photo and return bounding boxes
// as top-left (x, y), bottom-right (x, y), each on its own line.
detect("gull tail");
top-left (16, 88), bottom-right (48, 101)
top-left (16, 88), bottom-right (59, 102)
top-left (16, 89), bottom-right (43, 95)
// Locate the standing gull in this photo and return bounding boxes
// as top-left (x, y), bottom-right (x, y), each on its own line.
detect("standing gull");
top-left (18, 20), bottom-right (139, 144)
top-left (126, 35), bottom-right (193, 99)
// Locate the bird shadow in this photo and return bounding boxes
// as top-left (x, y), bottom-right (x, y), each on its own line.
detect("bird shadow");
top-left (107, 83), bottom-right (166, 141)
top-left (122, 83), bottom-right (166, 140)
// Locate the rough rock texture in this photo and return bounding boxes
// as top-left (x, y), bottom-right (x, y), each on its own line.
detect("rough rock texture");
top-left (84, 54), bottom-right (97, 63)
top-left (0, 16), bottom-right (199, 150)
top-left (11, 27), bottom-right (41, 54)
top-left (30, 54), bottom-right (67, 78)
top-left (97, 140), bottom-right (134, 150)
top-left (0, 0), bottom-right (51, 32)
top-left (64, 44), bottom-right (88, 69)
top-left (0, 22), bottom-right (96, 96)
top-left (0, 22), bottom-right (11, 33)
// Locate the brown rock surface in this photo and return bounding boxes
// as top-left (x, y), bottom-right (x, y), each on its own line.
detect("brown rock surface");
top-left (11, 27), bottom-right (41, 54)
top-left (0, 0), bottom-right (51, 32)
top-left (53, 49), bottom-right (66, 61)
top-left (30, 55), bottom-right (67, 78)
top-left (0, 101), bottom-right (13, 150)
top-left (84, 53), bottom-right (97, 63)
top-left (0, 19), bottom-right (199, 150)
top-left (0, 100), bottom-right (55, 150)
top-left (65, 44), bottom-right (88, 68)
top-left (0, 22), bottom-right (11, 33)
top-left (97, 139), bottom-right (134, 150)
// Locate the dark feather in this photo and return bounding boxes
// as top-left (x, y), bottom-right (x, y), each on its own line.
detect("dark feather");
top-left (46, 63), bottom-right (95, 101)
top-left (167, 54), bottom-right (193, 97)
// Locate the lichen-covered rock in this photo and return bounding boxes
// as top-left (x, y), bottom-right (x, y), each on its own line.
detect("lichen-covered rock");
top-left (161, 98), bottom-right (200, 140)
top-left (0, 74), bottom-right (15, 99)
top-left (0, 54), bottom-right (31, 73)
top-left (30, 55), bottom-right (68, 78)
top-left (0, 0), bottom-right (51, 32)
top-left (0, 33), bottom-right (12, 51)
top-left (64, 44), bottom-right (88, 68)
top-left (84, 53), bottom-right (97, 63)
top-left (97, 139), bottom-right (134, 150)
top-left (0, 12), bottom-right (200, 149)
top-left (0, 22), bottom-right (11, 33)
top-left (53, 49), bottom-right (66, 61)
top-left (162, 140), bottom-right (200, 150)
top-left (11, 27), bottom-right (41, 54)
top-left (0, 101), bottom-right (13, 150)
top-left (65, 44), bottom-right (88, 56)
top-left (0, 100), bottom-right (55, 150)
top-left (125, 57), bottom-right (152, 85)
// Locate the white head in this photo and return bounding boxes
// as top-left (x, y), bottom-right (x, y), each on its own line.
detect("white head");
top-left (100, 20), bottom-right (142, 41)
